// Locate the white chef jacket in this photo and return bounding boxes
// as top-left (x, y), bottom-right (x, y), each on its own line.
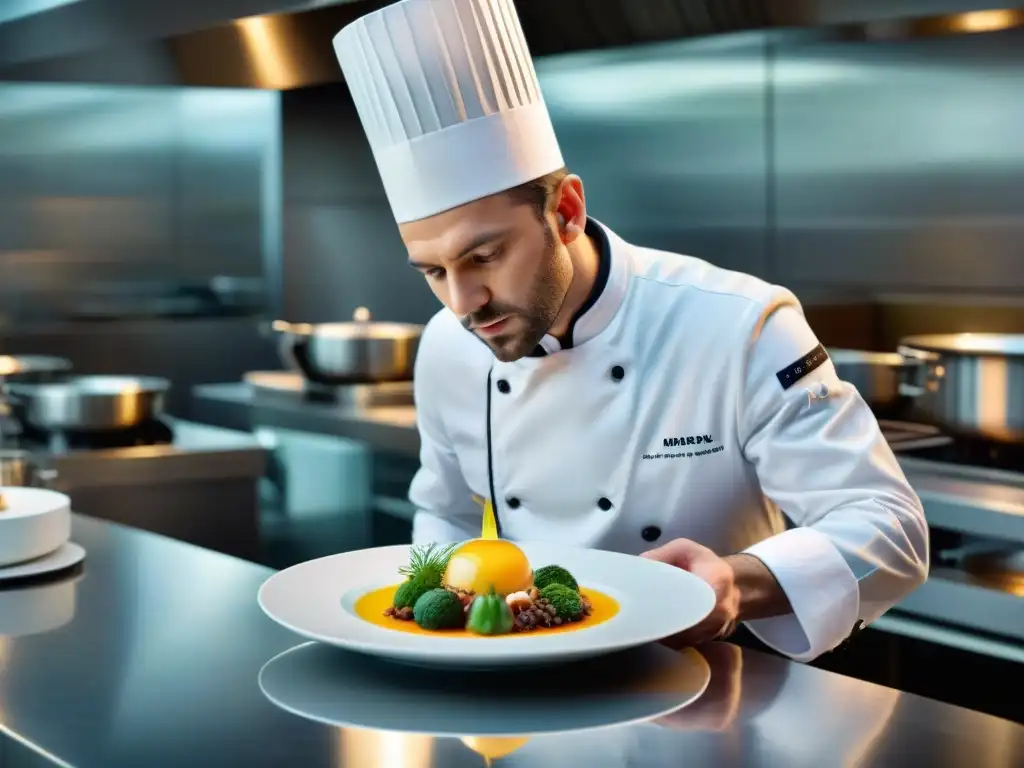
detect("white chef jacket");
top-left (407, 217), bottom-right (928, 662)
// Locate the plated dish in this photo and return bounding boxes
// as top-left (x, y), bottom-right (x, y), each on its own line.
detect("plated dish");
top-left (258, 538), bottom-right (716, 668)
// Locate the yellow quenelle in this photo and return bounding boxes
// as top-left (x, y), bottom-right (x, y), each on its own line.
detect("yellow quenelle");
top-left (443, 538), bottom-right (533, 597)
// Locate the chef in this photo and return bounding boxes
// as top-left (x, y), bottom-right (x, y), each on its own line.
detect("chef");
top-left (332, 0), bottom-right (928, 662)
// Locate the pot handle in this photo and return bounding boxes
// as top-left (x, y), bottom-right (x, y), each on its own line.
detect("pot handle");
top-left (897, 347), bottom-right (944, 397)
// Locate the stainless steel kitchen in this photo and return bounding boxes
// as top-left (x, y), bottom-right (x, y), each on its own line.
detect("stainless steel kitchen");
top-left (1, 1), bottom-right (1023, 766)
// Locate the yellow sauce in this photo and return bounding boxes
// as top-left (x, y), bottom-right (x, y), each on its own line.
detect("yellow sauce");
top-left (355, 583), bottom-right (620, 638)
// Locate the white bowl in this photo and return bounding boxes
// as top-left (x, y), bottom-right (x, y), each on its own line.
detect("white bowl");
top-left (0, 487), bottom-right (72, 567)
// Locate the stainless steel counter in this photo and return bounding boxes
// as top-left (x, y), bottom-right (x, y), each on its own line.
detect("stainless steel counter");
top-left (191, 381), bottom-right (419, 456)
top-left (23, 419), bottom-right (269, 561)
top-left (1, 515), bottom-right (1021, 768)
top-left (43, 418), bottom-right (268, 489)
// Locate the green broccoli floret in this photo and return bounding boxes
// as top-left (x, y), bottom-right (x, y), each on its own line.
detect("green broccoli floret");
top-left (540, 583), bottom-right (583, 620)
top-left (412, 588), bottom-right (465, 630)
top-left (393, 573), bottom-right (440, 609)
top-left (533, 564), bottom-right (579, 592)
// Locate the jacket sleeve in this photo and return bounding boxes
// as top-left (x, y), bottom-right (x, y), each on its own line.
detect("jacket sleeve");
top-left (736, 297), bottom-right (928, 662)
top-left (406, 324), bottom-right (481, 546)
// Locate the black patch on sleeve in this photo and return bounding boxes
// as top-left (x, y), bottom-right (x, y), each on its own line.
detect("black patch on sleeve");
top-left (775, 343), bottom-right (829, 390)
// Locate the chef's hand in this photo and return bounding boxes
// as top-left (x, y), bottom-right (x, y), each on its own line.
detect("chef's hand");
top-left (641, 539), bottom-right (741, 648)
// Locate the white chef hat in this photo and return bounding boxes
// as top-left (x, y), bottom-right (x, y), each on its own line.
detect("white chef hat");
top-left (333, 0), bottom-right (565, 224)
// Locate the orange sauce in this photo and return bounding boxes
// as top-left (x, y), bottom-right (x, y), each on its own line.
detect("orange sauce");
top-left (354, 584), bottom-right (620, 638)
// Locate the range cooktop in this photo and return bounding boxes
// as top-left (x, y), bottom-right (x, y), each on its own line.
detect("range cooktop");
top-left (13, 419), bottom-right (175, 453)
top-left (243, 371), bottom-right (415, 408)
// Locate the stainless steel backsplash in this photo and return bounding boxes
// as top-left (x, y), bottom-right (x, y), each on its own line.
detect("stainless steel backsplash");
top-left (0, 84), bottom-right (283, 408)
top-left (0, 84), bottom-right (281, 315)
top-left (772, 28), bottom-right (1024, 296)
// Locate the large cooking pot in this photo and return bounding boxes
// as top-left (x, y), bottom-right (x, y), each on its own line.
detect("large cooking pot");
top-left (828, 349), bottom-right (913, 416)
top-left (4, 375), bottom-right (170, 432)
top-left (0, 355), bottom-right (72, 384)
top-left (898, 333), bottom-right (1024, 443)
top-left (270, 307), bottom-right (423, 385)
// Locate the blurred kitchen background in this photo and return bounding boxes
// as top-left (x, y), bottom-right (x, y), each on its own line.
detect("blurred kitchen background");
top-left (1, 0), bottom-right (1022, 721)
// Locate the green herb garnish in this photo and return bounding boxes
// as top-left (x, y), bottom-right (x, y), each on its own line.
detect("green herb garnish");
top-left (397, 542), bottom-right (458, 583)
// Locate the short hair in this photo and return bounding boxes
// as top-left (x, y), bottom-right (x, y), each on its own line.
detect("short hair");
top-left (505, 167), bottom-right (570, 221)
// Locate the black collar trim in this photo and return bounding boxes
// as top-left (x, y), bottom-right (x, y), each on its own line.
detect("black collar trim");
top-left (527, 217), bottom-right (611, 357)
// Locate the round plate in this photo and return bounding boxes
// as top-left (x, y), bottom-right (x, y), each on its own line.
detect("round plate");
top-left (0, 542), bottom-right (85, 584)
top-left (0, 486), bottom-right (72, 567)
top-left (258, 640), bottom-right (711, 736)
top-left (257, 543), bottom-right (716, 668)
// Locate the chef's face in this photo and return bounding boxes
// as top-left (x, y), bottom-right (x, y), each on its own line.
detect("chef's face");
top-left (401, 177), bottom-right (578, 362)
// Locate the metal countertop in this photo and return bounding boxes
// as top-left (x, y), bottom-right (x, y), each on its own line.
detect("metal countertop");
top-left (191, 382), bottom-right (420, 456)
top-left (1, 515), bottom-right (1021, 768)
top-left (10, 417), bottom-right (268, 489)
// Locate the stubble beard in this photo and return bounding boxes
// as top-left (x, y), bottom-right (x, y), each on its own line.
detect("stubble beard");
top-left (465, 228), bottom-right (570, 363)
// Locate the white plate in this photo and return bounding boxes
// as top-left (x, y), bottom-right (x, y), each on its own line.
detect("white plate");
top-left (258, 542), bottom-right (716, 669)
top-left (258, 640), bottom-right (711, 736)
top-left (0, 542), bottom-right (85, 584)
top-left (0, 487), bottom-right (71, 567)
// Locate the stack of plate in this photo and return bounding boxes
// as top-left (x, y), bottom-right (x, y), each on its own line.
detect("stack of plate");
top-left (0, 487), bottom-right (85, 582)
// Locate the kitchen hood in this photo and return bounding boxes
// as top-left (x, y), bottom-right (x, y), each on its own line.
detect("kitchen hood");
top-left (0, 0), bottom-right (1020, 88)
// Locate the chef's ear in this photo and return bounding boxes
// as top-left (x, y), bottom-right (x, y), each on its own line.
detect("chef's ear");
top-left (553, 174), bottom-right (586, 243)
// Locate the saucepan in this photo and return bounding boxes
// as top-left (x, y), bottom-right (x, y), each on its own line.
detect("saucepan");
top-left (897, 333), bottom-right (1024, 444)
top-left (268, 307), bottom-right (423, 385)
top-left (4, 375), bottom-right (171, 432)
top-left (0, 355), bottom-right (72, 384)
top-left (827, 348), bottom-right (942, 419)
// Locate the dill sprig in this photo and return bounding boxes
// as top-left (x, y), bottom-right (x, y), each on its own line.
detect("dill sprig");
top-left (398, 542), bottom-right (458, 582)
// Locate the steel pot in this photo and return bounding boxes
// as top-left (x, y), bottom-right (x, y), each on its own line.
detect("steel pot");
top-left (4, 375), bottom-right (170, 432)
top-left (270, 307), bottom-right (422, 385)
top-left (898, 333), bottom-right (1024, 443)
top-left (827, 349), bottom-right (912, 416)
top-left (0, 355), bottom-right (72, 384)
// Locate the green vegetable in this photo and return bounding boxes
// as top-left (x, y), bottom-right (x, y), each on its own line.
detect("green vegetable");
top-left (412, 588), bottom-right (465, 630)
top-left (533, 564), bottom-right (579, 592)
top-left (393, 574), bottom-right (438, 609)
top-left (466, 586), bottom-right (515, 636)
top-left (399, 542), bottom-right (458, 584)
top-left (540, 583), bottom-right (583, 620)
